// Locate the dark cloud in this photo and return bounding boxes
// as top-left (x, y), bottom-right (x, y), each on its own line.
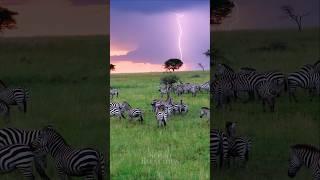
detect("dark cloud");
top-left (111, 0), bottom-right (208, 14)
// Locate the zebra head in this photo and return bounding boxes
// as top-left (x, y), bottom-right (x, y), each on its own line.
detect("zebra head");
top-left (31, 125), bottom-right (58, 155)
top-left (288, 146), bottom-right (303, 178)
top-left (215, 63), bottom-right (234, 77)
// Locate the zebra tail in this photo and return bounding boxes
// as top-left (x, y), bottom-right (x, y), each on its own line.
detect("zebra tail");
top-left (163, 117), bottom-right (166, 126)
top-left (140, 115), bottom-right (143, 122)
top-left (96, 152), bottom-right (105, 180)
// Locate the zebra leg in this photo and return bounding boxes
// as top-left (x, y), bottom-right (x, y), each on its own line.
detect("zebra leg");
top-left (57, 170), bottom-right (68, 180)
top-left (34, 156), bottom-right (50, 180)
top-left (17, 165), bottom-right (35, 180)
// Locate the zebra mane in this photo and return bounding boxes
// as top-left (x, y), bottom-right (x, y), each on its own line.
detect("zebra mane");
top-left (240, 67), bottom-right (256, 71)
top-left (220, 63), bottom-right (234, 72)
top-left (291, 144), bottom-right (320, 153)
top-left (44, 127), bottom-right (69, 145)
top-left (201, 107), bottom-right (209, 110)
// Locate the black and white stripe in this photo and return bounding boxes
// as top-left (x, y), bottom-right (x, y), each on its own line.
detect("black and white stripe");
top-left (256, 80), bottom-right (282, 112)
top-left (155, 105), bottom-right (168, 127)
top-left (199, 107), bottom-right (210, 119)
top-left (228, 136), bottom-right (252, 167)
top-left (121, 101), bottom-right (143, 122)
top-left (110, 88), bottom-right (119, 99)
top-left (210, 129), bottom-right (228, 168)
top-left (110, 102), bottom-right (126, 120)
top-left (0, 144), bottom-right (42, 179)
top-left (0, 87), bottom-right (30, 113)
top-left (288, 64), bottom-right (320, 102)
top-left (31, 126), bottom-right (105, 179)
top-left (0, 127), bottom-right (49, 179)
top-left (288, 144), bottom-right (320, 179)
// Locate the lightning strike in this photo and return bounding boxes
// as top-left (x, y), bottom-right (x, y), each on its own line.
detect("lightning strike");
top-left (176, 13), bottom-right (184, 60)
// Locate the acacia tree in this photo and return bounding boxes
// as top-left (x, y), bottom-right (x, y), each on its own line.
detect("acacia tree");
top-left (0, 6), bottom-right (18, 32)
top-left (110, 64), bottom-right (115, 71)
top-left (198, 63), bottom-right (205, 71)
top-left (281, 5), bottom-right (310, 32)
top-left (211, 0), bottom-right (235, 25)
top-left (164, 58), bottom-right (183, 72)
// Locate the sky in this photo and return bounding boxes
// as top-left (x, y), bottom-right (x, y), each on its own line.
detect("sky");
top-left (215, 0), bottom-right (320, 31)
top-left (1, 0), bottom-right (109, 37)
top-left (110, 0), bottom-right (210, 73)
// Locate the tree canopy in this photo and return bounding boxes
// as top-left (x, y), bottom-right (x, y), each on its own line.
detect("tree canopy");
top-left (211, 0), bottom-right (234, 24)
top-left (0, 6), bottom-right (18, 32)
top-left (164, 58), bottom-right (183, 72)
top-left (110, 64), bottom-right (115, 71)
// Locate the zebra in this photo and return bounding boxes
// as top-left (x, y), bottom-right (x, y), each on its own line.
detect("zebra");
top-left (288, 64), bottom-right (320, 102)
top-left (110, 102), bottom-right (126, 120)
top-left (120, 101), bottom-right (144, 123)
top-left (0, 144), bottom-right (47, 179)
top-left (288, 144), bottom-right (320, 180)
top-left (110, 88), bottom-right (119, 99)
top-left (0, 100), bottom-right (10, 121)
top-left (256, 80), bottom-right (282, 112)
top-left (228, 136), bottom-right (252, 167)
top-left (190, 84), bottom-right (200, 97)
top-left (0, 127), bottom-right (50, 179)
top-left (175, 85), bottom-right (184, 96)
top-left (210, 122), bottom-right (236, 168)
top-left (200, 81), bottom-right (210, 93)
top-left (199, 107), bottom-right (210, 119)
top-left (155, 105), bottom-right (168, 127)
top-left (31, 126), bottom-right (105, 179)
top-left (0, 87), bottom-right (30, 113)
top-left (212, 79), bottom-right (234, 109)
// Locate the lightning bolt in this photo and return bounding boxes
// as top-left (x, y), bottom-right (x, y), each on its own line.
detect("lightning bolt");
top-left (176, 13), bottom-right (184, 60)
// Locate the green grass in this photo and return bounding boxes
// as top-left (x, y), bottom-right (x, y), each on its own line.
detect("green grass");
top-left (111, 71), bottom-right (210, 179)
top-left (212, 28), bottom-right (320, 180)
top-left (0, 36), bottom-right (108, 179)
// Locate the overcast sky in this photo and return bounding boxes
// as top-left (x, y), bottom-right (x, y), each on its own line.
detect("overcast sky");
top-left (2, 0), bottom-right (109, 37)
top-left (215, 0), bottom-right (319, 31)
top-left (110, 0), bottom-right (210, 73)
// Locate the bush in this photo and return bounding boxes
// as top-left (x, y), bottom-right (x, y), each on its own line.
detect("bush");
top-left (160, 74), bottom-right (180, 85)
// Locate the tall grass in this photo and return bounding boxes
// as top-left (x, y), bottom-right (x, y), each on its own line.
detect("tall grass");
top-left (0, 36), bottom-right (108, 179)
top-left (212, 28), bottom-right (320, 180)
top-left (111, 71), bottom-right (210, 179)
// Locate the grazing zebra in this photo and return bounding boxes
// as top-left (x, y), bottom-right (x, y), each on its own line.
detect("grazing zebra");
top-left (199, 107), bottom-right (210, 120)
top-left (121, 101), bottom-right (144, 123)
top-left (190, 84), bottom-right (200, 97)
top-left (288, 144), bottom-right (320, 180)
top-left (212, 79), bottom-right (234, 109)
top-left (0, 100), bottom-right (10, 121)
top-left (110, 88), bottom-right (119, 99)
top-left (288, 65), bottom-right (320, 102)
top-left (31, 126), bottom-right (105, 179)
top-left (0, 87), bottom-right (30, 113)
top-left (200, 81), bottom-right (210, 92)
top-left (0, 127), bottom-right (50, 179)
top-left (256, 80), bottom-right (282, 112)
top-left (228, 136), bottom-right (252, 167)
top-left (109, 102), bottom-right (125, 120)
top-left (0, 144), bottom-right (47, 179)
top-left (156, 105), bottom-right (168, 127)
top-left (175, 85), bottom-right (184, 96)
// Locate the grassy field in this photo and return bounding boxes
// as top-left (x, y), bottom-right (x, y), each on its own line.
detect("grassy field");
top-left (110, 71), bottom-right (210, 179)
top-left (211, 28), bottom-right (320, 180)
top-left (0, 36), bottom-right (108, 179)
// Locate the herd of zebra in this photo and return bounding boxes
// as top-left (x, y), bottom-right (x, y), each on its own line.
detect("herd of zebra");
top-left (0, 80), bottom-right (106, 179)
top-left (211, 60), bottom-right (320, 111)
top-left (110, 80), bottom-right (210, 127)
top-left (211, 122), bottom-right (320, 179)
top-left (211, 60), bottom-right (320, 179)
